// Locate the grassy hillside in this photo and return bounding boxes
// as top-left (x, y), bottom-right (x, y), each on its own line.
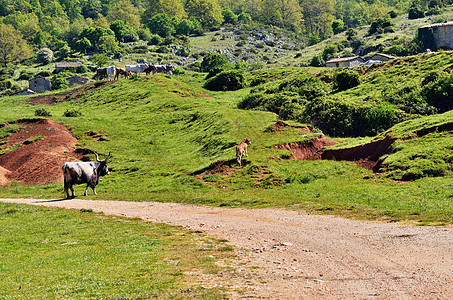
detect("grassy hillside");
top-left (1, 57), bottom-right (453, 225)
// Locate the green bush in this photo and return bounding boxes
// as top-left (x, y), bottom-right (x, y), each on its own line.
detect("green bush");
top-left (408, 6), bottom-right (425, 19)
top-left (303, 96), bottom-right (401, 137)
top-left (18, 71), bottom-right (35, 81)
top-left (201, 53), bottom-right (231, 78)
top-left (279, 76), bottom-right (328, 100)
top-left (204, 70), bottom-right (245, 91)
top-left (421, 73), bottom-right (453, 113)
top-left (0, 80), bottom-right (13, 91)
top-left (333, 69), bottom-right (360, 92)
top-left (35, 108), bottom-right (52, 117)
top-left (36, 48), bottom-right (54, 64)
top-left (63, 109), bottom-right (82, 117)
top-left (368, 17), bottom-right (393, 35)
top-left (310, 55), bottom-right (325, 67)
top-left (51, 77), bottom-right (69, 90)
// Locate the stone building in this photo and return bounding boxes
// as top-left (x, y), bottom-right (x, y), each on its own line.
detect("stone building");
top-left (419, 22), bottom-right (453, 50)
top-left (326, 56), bottom-right (366, 68)
top-left (29, 76), bottom-right (51, 93)
top-left (67, 75), bottom-right (89, 87)
top-left (369, 53), bottom-right (395, 62)
top-left (55, 61), bottom-right (82, 73)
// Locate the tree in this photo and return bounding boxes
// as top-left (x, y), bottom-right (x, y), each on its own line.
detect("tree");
top-left (175, 19), bottom-right (196, 35)
top-left (332, 19), bottom-right (344, 34)
top-left (301, 0), bottom-right (335, 39)
top-left (92, 53), bottom-right (109, 67)
top-left (36, 48), bottom-right (54, 64)
top-left (186, 0), bottom-right (223, 28)
top-left (99, 35), bottom-right (119, 54)
top-left (142, 0), bottom-right (187, 21)
top-left (274, 0), bottom-right (302, 30)
top-left (145, 13), bottom-right (175, 38)
top-left (74, 37), bottom-right (92, 53)
top-left (260, 0), bottom-right (282, 26)
top-left (0, 24), bottom-right (32, 67)
top-left (222, 9), bottom-right (238, 24)
top-left (238, 12), bottom-right (252, 23)
top-left (107, 0), bottom-right (141, 28)
top-left (110, 20), bottom-right (135, 41)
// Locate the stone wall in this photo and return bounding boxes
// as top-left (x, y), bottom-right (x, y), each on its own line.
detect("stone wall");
top-left (419, 22), bottom-right (453, 50)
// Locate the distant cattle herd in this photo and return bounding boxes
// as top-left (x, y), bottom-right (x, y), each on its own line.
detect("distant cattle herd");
top-left (96, 64), bottom-right (175, 81)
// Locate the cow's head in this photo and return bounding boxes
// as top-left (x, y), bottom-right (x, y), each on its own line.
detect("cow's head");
top-left (94, 152), bottom-right (111, 176)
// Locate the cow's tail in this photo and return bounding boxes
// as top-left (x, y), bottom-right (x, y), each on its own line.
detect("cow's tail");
top-left (62, 164), bottom-right (70, 183)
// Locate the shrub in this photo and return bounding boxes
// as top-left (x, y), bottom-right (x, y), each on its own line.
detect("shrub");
top-left (149, 34), bottom-right (162, 45)
top-left (63, 109), bottom-right (82, 117)
top-left (421, 73), bottom-right (453, 112)
top-left (303, 96), bottom-right (401, 137)
top-left (36, 70), bottom-right (53, 77)
top-left (408, 6), bottom-right (425, 19)
top-left (36, 48), bottom-right (54, 64)
top-left (238, 93), bottom-right (264, 110)
top-left (333, 69), bottom-right (360, 92)
top-left (0, 80), bottom-right (13, 91)
top-left (156, 46), bottom-right (169, 53)
top-left (279, 102), bottom-right (304, 121)
top-left (35, 108), bottom-right (52, 117)
top-left (51, 76), bottom-right (69, 90)
top-left (279, 76), bottom-right (328, 100)
top-left (18, 71), bottom-right (35, 81)
top-left (201, 53), bottom-right (231, 78)
top-left (368, 17), bottom-right (393, 35)
top-left (222, 9), bottom-right (238, 24)
top-left (204, 70), bottom-right (245, 91)
top-left (310, 55), bottom-right (325, 67)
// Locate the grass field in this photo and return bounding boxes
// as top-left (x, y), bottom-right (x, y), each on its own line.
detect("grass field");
top-left (1, 60), bottom-right (453, 225)
top-left (0, 202), bottom-right (234, 299)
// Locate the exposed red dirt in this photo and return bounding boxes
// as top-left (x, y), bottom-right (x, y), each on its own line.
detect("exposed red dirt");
top-left (0, 119), bottom-right (83, 185)
top-left (274, 137), bottom-right (339, 160)
top-left (27, 81), bottom-right (110, 106)
top-left (271, 121), bottom-right (311, 133)
top-left (274, 136), bottom-right (394, 171)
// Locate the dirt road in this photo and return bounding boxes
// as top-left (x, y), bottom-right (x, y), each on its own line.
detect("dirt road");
top-left (2, 198), bottom-right (452, 299)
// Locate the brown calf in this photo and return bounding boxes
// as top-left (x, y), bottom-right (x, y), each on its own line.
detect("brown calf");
top-left (115, 67), bottom-right (131, 79)
top-left (236, 138), bottom-right (251, 166)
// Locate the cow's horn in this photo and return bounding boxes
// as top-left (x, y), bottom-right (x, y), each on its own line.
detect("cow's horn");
top-left (104, 152), bottom-right (111, 162)
top-left (93, 151), bottom-right (100, 162)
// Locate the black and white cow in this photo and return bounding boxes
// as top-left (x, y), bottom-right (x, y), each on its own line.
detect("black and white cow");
top-left (62, 152), bottom-right (111, 199)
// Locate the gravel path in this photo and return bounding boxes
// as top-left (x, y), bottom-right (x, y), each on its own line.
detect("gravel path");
top-left (2, 198), bottom-right (452, 299)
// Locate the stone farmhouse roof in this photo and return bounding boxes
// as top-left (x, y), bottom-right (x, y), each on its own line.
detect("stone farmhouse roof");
top-left (422, 21), bottom-right (453, 28)
top-left (55, 62), bottom-right (82, 68)
top-left (326, 56), bottom-right (365, 64)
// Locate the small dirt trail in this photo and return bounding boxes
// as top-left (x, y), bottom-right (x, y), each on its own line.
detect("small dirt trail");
top-left (2, 198), bottom-right (453, 299)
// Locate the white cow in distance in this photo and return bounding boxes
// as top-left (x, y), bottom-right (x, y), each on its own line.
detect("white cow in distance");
top-left (125, 64), bottom-right (148, 76)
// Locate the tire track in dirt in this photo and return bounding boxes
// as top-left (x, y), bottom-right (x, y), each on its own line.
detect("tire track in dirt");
top-left (1, 198), bottom-right (452, 299)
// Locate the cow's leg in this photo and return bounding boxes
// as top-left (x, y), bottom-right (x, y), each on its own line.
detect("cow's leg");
top-left (84, 185), bottom-right (89, 196)
top-left (64, 182), bottom-right (70, 199)
top-left (92, 186), bottom-right (97, 195)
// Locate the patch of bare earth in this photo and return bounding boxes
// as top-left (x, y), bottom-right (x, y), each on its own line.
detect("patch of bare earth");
top-left (1, 198), bottom-right (452, 299)
top-left (0, 119), bottom-right (83, 185)
top-left (27, 81), bottom-right (110, 106)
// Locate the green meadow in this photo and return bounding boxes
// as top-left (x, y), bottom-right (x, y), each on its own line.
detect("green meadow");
top-left (2, 51), bottom-right (453, 298)
top-left (0, 202), bottom-right (234, 299)
top-left (1, 55), bottom-right (453, 225)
